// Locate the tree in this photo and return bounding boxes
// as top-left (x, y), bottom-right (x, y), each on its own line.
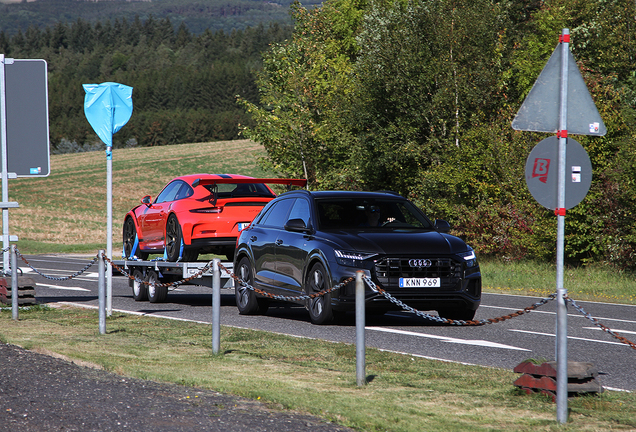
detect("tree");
top-left (239, 0), bottom-right (367, 188)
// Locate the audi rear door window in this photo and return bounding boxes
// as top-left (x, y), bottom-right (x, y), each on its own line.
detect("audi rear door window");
top-left (260, 198), bottom-right (295, 228)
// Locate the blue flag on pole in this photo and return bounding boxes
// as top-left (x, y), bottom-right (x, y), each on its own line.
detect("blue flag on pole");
top-left (83, 82), bottom-right (133, 146)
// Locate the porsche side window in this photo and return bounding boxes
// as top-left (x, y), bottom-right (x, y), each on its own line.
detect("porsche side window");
top-left (260, 199), bottom-right (294, 228)
top-left (155, 181), bottom-right (183, 203)
top-left (174, 182), bottom-right (194, 200)
top-left (287, 198), bottom-right (310, 227)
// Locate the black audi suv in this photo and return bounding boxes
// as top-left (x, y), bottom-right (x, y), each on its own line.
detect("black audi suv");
top-left (234, 190), bottom-right (481, 324)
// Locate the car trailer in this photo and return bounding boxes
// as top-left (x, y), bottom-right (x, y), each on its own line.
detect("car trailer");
top-left (112, 259), bottom-right (234, 303)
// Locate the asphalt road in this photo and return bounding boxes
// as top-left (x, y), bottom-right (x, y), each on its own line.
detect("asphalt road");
top-left (10, 254), bottom-right (636, 392)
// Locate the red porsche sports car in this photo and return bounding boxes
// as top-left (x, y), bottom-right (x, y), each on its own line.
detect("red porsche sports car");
top-left (123, 174), bottom-right (306, 261)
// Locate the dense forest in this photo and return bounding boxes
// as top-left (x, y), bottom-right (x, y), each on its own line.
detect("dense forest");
top-left (0, 0), bottom-right (321, 35)
top-left (1, 16), bottom-right (293, 150)
top-left (240, 0), bottom-right (636, 270)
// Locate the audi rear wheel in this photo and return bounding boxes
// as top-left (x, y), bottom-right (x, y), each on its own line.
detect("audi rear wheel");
top-left (235, 257), bottom-right (268, 315)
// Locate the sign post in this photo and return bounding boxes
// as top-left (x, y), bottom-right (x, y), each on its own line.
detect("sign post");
top-left (555, 32), bottom-right (570, 422)
top-left (0, 54), bottom-right (11, 275)
top-left (84, 82), bottom-right (133, 316)
top-left (513, 29), bottom-right (606, 424)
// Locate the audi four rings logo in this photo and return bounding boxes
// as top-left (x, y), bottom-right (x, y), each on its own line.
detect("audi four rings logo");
top-left (409, 259), bottom-right (432, 267)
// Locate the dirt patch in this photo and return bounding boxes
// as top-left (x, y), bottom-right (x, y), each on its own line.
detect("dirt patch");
top-left (0, 342), bottom-right (353, 432)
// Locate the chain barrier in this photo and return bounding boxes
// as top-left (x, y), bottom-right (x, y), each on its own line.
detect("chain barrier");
top-left (218, 262), bottom-right (354, 301)
top-left (8, 248), bottom-right (636, 350)
top-left (362, 275), bottom-right (557, 326)
top-left (103, 254), bottom-right (215, 289)
top-left (364, 276), bottom-right (636, 348)
top-left (216, 263), bottom-right (555, 325)
top-left (565, 295), bottom-right (636, 351)
top-left (0, 245), bottom-right (13, 276)
top-left (14, 248), bottom-right (99, 281)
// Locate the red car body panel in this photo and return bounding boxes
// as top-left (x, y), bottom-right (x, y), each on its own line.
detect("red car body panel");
top-left (123, 174), bottom-right (307, 259)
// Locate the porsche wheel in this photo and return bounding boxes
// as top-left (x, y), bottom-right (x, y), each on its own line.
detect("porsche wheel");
top-left (123, 217), bottom-right (148, 260)
top-left (182, 249), bottom-right (199, 262)
top-left (306, 262), bottom-right (334, 325)
top-left (165, 215), bottom-right (184, 262)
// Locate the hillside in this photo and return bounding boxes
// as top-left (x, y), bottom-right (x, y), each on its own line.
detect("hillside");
top-left (6, 139), bottom-right (274, 254)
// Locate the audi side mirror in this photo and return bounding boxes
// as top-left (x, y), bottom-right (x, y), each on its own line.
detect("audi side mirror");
top-left (285, 218), bottom-right (309, 233)
top-left (434, 219), bottom-right (450, 233)
top-left (142, 195), bottom-right (152, 207)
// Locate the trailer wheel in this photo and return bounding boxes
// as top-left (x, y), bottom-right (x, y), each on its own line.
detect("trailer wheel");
top-left (147, 270), bottom-right (167, 303)
top-left (131, 268), bottom-right (148, 301)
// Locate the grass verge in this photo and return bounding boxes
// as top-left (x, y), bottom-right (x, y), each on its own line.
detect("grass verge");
top-left (1, 305), bottom-right (635, 432)
top-left (481, 259), bottom-right (636, 305)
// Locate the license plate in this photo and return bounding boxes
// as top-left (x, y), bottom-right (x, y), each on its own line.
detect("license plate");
top-left (238, 222), bottom-right (250, 231)
top-left (399, 278), bottom-right (440, 288)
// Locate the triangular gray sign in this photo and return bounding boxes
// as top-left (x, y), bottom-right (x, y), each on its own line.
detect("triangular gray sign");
top-left (512, 44), bottom-right (606, 136)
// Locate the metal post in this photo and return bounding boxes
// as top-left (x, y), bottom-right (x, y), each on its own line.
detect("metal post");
top-left (0, 54), bottom-right (10, 273)
top-left (212, 258), bottom-right (221, 355)
top-left (11, 244), bottom-right (18, 320)
top-left (106, 146), bottom-right (113, 316)
top-left (556, 28), bottom-right (570, 424)
top-left (355, 271), bottom-right (366, 386)
top-left (98, 249), bottom-right (106, 335)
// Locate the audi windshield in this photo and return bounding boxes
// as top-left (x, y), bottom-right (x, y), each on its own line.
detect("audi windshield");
top-left (315, 198), bottom-right (434, 230)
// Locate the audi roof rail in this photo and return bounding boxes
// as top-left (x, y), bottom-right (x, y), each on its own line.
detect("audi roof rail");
top-left (374, 190), bottom-right (403, 196)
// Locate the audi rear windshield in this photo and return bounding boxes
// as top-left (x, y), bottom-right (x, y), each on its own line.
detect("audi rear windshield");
top-left (204, 183), bottom-right (276, 199)
top-left (316, 198), bottom-right (434, 230)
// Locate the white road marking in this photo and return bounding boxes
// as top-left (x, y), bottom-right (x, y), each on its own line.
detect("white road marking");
top-left (367, 326), bottom-right (530, 351)
top-left (508, 329), bottom-right (628, 346)
top-left (36, 283), bottom-right (90, 292)
top-left (583, 327), bottom-right (636, 336)
top-left (481, 304), bottom-right (636, 325)
top-left (20, 268), bottom-right (99, 278)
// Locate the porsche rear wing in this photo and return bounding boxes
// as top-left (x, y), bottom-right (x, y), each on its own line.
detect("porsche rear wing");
top-left (192, 178), bottom-right (307, 188)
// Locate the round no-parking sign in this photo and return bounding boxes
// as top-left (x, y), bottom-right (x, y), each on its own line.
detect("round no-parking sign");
top-left (525, 136), bottom-right (592, 210)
